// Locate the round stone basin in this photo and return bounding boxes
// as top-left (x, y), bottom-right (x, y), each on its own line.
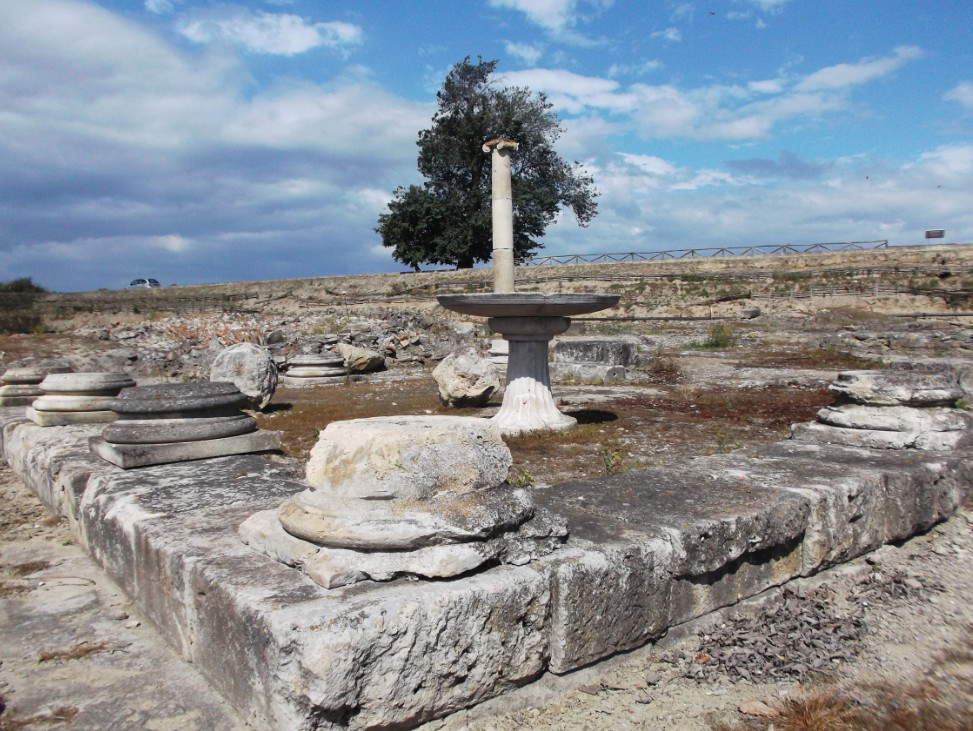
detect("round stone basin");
top-left (437, 292), bottom-right (619, 318)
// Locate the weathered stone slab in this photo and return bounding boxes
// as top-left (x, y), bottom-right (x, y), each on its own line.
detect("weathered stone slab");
top-left (284, 366), bottom-right (347, 378)
top-left (26, 407), bottom-right (117, 426)
top-left (89, 430), bottom-right (282, 468)
top-left (817, 404), bottom-right (969, 432)
top-left (286, 354), bottom-right (344, 368)
top-left (553, 335), bottom-right (641, 366)
top-left (0, 384), bottom-right (42, 397)
top-left (39, 372), bottom-right (134, 393)
top-left (830, 369), bottom-right (963, 406)
top-left (32, 394), bottom-right (118, 411)
top-left (791, 421), bottom-right (966, 450)
top-left (552, 362), bottom-right (627, 384)
top-left (2, 365), bottom-right (72, 384)
top-left (336, 343), bottom-right (385, 373)
top-left (103, 414), bottom-right (256, 444)
top-left (111, 382), bottom-right (247, 415)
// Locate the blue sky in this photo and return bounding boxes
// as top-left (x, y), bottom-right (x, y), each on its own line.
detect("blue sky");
top-left (2, 0), bottom-right (971, 291)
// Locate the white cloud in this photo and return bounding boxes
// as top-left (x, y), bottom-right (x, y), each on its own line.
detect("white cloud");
top-left (741, 0), bottom-right (791, 11)
top-left (797, 46), bottom-right (922, 91)
top-left (651, 27), bottom-right (682, 42)
top-left (177, 7), bottom-right (363, 56)
top-left (618, 153), bottom-right (677, 177)
top-left (144, 0), bottom-right (175, 13)
top-left (0, 0), bottom-right (429, 290)
top-left (489, 0), bottom-right (581, 31)
top-left (945, 82), bottom-right (973, 110)
top-left (607, 60), bottom-right (662, 78)
top-left (504, 41), bottom-right (543, 65)
top-left (488, 0), bottom-right (613, 43)
top-left (499, 68), bottom-right (634, 113)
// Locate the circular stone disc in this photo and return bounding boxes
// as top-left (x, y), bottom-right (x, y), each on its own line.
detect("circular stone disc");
top-left (0, 384), bottom-right (43, 397)
top-left (288, 354), bottom-right (345, 367)
top-left (102, 414), bottom-right (257, 444)
top-left (33, 394), bottom-right (119, 412)
top-left (40, 372), bottom-right (135, 393)
top-left (110, 382), bottom-right (247, 415)
top-left (286, 366), bottom-right (347, 378)
top-left (2, 366), bottom-right (73, 385)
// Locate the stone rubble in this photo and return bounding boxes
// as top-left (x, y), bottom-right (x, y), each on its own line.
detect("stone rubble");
top-left (209, 343), bottom-right (278, 410)
top-left (432, 348), bottom-right (501, 407)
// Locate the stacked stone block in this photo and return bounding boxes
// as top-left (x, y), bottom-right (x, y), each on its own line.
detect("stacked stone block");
top-left (278, 353), bottom-right (347, 386)
top-left (89, 382), bottom-right (281, 468)
top-left (26, 372), bottom-right (135, 426)
top-left (0, 365), bottom-right (73, 407)
top-left (791, 370), bottom-right (972, 450)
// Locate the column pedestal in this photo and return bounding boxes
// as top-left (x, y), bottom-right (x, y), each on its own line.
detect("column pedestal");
top-left (489, 316), bottom-right (575, 436)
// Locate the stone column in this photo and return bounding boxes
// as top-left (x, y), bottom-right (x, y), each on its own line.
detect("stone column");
top-left (488, 316), bottom-right (576, 435)
top-left (482, 138), bottom-right (518, 293)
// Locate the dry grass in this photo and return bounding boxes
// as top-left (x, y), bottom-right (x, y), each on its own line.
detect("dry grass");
top-left (37, 640), bottom-right (113, 663)
top-left (6, 560), bottom-right (52, 577)
top-left (713, 625), bottom-right (973, 731)
top-left (0, 705), bottom-right (79, 729)
top-left (734, 346), bottom-right (884, 370)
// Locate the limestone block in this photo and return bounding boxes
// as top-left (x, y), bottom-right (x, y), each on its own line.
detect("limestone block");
top-left (817, 404), bottom-right (969, 432)
top-left (552, 335), bottom-right (641, 367)
top-left (284, 366), bottom-right (346, 378)
top-left (0, 396), bottom-right (36, 407)
top-left (552, 363), bottom-right (627, 384)
top-left (1, 364), bottom-right (72, 385)
top-left (336, 342), bottom-right (385, 373)
top-left (39, 372), bottom-right (134, 394)
top-left (304, 415), bottom-right (511, 499)
top-left (432, 348), bottom-right (501, 407)
top-left (279, 485), bottom-right (534, 550)
top-left (89, 430), bottom-right (282, 468)
top-left (830, 370), bottom-right (963, 406)
top-left (111, 382), bottom-right (248, 416)
top-left (209, 343), bottom-right (278, 410)
top-left (287, 353), bottom-right (344, 368)
top-left (102, 414), bottom-right (256, 444)
top-left (33, 394), bottom-right (118, 412)
top-left (791, 421), bottom-right (965, 450)
top-left (0, 384), bottom-right (43, 397)
top-left (26, 407), bottom-right (117, 426)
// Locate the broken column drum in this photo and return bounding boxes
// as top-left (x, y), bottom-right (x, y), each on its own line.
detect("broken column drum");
top-left (437, 138), bottom-right (618, 436)
top-left (26, 372), bottom-right (135, 426)
top-left (0, 365), bottom-right (73, 407)
top-left (89, 382), bottom-right (281, 468)
top-left (240, 415), bottom-right (566, 588)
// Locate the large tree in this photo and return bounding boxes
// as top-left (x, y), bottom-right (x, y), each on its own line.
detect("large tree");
top-left (377, 58), bottom-right (598, 270)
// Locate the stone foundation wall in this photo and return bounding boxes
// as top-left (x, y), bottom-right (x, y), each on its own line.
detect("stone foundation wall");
top-left (1, 406), bottom-right (970, 729)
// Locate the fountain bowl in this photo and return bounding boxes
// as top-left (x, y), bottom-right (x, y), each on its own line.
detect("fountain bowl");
top-left (437, 292), bottom-right (619, 318)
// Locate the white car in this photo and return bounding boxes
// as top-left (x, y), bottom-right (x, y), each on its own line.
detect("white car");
top-left (129, 278), bottom-right (161, 288)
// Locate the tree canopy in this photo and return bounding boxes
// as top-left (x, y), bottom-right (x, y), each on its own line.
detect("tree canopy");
top-left (376, 57), bottom-right (598, 270)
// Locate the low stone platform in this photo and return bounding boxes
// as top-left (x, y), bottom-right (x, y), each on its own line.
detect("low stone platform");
top-left (1, 405), bottom-right (971, 729)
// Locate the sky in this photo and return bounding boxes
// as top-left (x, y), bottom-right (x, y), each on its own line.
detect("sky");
top-left (1, 0), bottom-right (972, 291)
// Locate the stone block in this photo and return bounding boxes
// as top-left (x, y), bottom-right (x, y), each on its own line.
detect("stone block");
top-left (209, 343), bottom-right (278, 409)
top-left (830, 369), bottom-right (963, 406)
top-left (551, 363), bottom-right (627, 384)
top-left (791, 421), bottom-right (966, 450)
top-left (89, 430), bottom-right (282, 468)
top-left (26, 407), bottom-right (117, 426)
top-left (553, 335), bottom-right (641, 366)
